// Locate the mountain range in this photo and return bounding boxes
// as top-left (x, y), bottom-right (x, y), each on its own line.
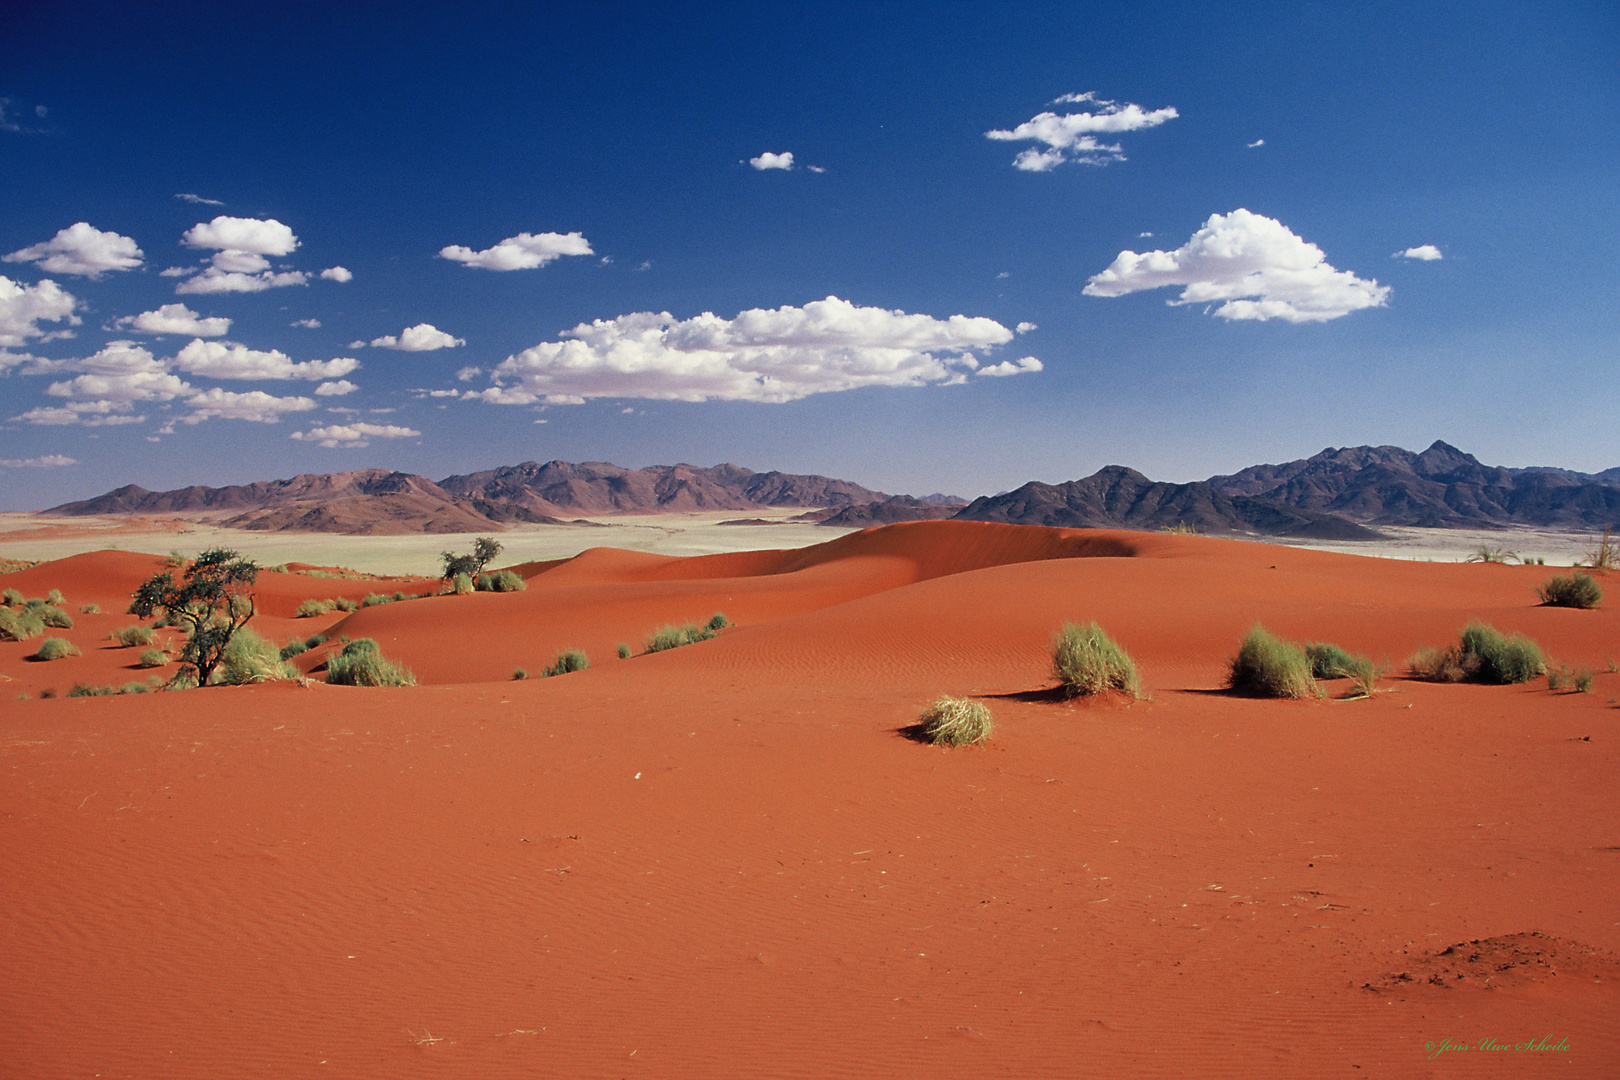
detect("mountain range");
top-left (43, 442), bottom-right (1620, 537)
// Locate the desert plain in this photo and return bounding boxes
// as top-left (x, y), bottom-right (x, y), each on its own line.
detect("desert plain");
top-left (1, 518), bottom-right (1617, 1078)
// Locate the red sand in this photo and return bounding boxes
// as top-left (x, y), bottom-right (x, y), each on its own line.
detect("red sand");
top-left (2, 521), bottom-right (1617, 1078)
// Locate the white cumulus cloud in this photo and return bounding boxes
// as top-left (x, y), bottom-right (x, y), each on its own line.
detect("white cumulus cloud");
top-left (1247, 139), bottom-right (1265, 148)
top-left (314, 379), bottom-right (358, 396)
top-left (369, 323), bottom-right (464, 351)
top-left (115, 303), bottom-right (231, 337)
top-left (172, 217), bottom-right (305, 294)
top-left (749, 151), bottom-right (794, 170)
top-left (290, 422), bottom-right (421, 448)
top-left (174, 339), bottom-right (360, 381)
top-left (987, 93), bottom-right (1177, 170)
top-left (976, 357), bottom-right (1044, 377)
top-left (181, 388), bottom-right (317, 423)
top-left (176, 267), bottom-right (308, 294)
top-left (4, 223), bottom-right (144, 277)
top-left (321, 266), bottom-right (353, 282)
top-left (481, 295), bottom-right (1035, 405)
top-left (1082, 208), bottom-right (1390, 323)
top-left (1397, 245), bottom-right (1443, 261)
top-left (0, 275), bottom-right (78, 347)
top-left (439, 231), bottom-right (593, 271)
top-left (455, 365), bottom-right (482, 381)
top-left (291, 318), bottom-right (321, 328)
top-left (0, 454), bottom-right (76, 468)
top-left (176, 193), bottom-right (224, 206)
top-left (181, 216), bottom-right (299, 256)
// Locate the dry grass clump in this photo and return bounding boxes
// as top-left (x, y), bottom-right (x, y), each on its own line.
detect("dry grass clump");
top-left (213, 627), bottom-right (297, 685)
top-left (1582, 526), bottom-right (1618, 572)
top-left (645, 622), bottom-right (716, 654)
top-left (279, 637), bottom-right (308, 660)
top-left (79, 603), bottom-right (101, 614)
top-left (1464, 544), bottom-right (1518, 564)
top-left (68, 681), bottom-right (157, 697)
top-left (1304, 640), bottom-right (1384, 699)
top-left (617, 643), bottom-right (631, 659)
top-left (324, 638), bottom-right (416, 687)
top-left (2, 588), bottom-right (25, 606)
top-left (111, 624), bottom-right (155, 647)
top-left (1051, 622), bottom-right (1140, 697)
top-left (451, 572), bottom-right (474, 595)
top-left (476, 570), bottom-right (526, 592)
top-left (1537, 573), bottom-right (1602, 609)
top-left (1547, 665), bottom-right (1594, 693)
top-left (361, 592), bottom-right (394, 608)
top-left (136, 647), bottom-right (168, 668)
top-left (0, 607), bottom-right (46, 642)
top-left (294, 598), bottom-right (336, 618)
top-left (34, 637), bottom-right (80, 661)
top-left (706, 612), bottom-right (729, 630)
top-left (36, 605), bottom-right (73, 629)
top-left (541, 649), bottom-right (589, 677)
top-left (1408, 622), bottom-right (1546, 685)
top-left (916, 696), bottom-right (994, 746)
top-left (332, 596), bottom-right (359, 612)
top-left (1228, 625), bottom-right (1321, 699)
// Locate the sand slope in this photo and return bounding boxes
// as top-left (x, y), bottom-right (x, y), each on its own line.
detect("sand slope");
top-left (2, 521), bottom-right (1617, 1078)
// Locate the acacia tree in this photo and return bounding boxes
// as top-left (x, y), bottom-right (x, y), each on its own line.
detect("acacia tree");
top-left (129, 548), bottom-right (259, 686)
top-left (440, 536), bottom-right (502, 581)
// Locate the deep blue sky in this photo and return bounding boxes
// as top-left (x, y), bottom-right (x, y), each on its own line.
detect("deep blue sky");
top-left (1, 0), bottom-right (1616, 508)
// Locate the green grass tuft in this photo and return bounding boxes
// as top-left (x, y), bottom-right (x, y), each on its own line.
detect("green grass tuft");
top-left (512, 667), bottom-right (528, 680)
top-left (916, 696), bottom-right (994, 746)
top-left (294, 598), bottom-right (337, 618)
top-left (541, 649), bottom-right (589, 677)
top-left (279, 638), bottom-right (309, 660)
top-left (1228, 625), bottom-right (1320, 699)
top-left (136, 647), bottom-right (168, 668)
top-left (617, 642), bottom-right (631, 660)
top-left (644, 622), bottom-right (716, 653)
top-left (360, 592), bottom-right (394, 608)
top-left (451, 572), bottom-right (474, 595)
top-left (706, 612), bottom-right (729, 631)
top-left (46, 589), bottom-right (64, 605)
top-left (475, 570), bottom-right (526, 592)
top-left (79, 603), bottom-right (101, 614)
top-left (1410, 622), bottom-right (1546, 685)
top-left (214, 627), bottom-right (297, 685)
top-left (332, 597), bottom-right (359, 612)
top-left (1537, 573), bottom-right (1602, 609)
top-left (34, 637), bottom-right (80, 661)
top-left (37, 606), bottom-right (73, 629)
top-left (0, 607), bottom-right (46, 642)
top-left (2, 588), bottom-right (23, 607)
top-left (111, 624), bottom-right (155, 647)
top-left (324, 638), bottom-right (416, 687)
top-left (1051, 621), bottom-right (1140, 697)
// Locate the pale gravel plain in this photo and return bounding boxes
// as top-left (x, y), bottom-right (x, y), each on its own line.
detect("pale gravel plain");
top-left (0, 510), bottom-right (1606, 577)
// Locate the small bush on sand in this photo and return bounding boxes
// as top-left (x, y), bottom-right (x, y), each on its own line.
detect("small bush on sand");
top-left (294, 598), bottom-right (336, 618)
top-left (2, 588), bottom-right (23, 607)
top-left (916, 696), bottom-right (994, 746)
top-left (304, 633), bottom-right (327, 649)
top-left (706, 612), bottom-right (729, 631)
top-left (34, 637), bottom-right (80, 661)
top-left (512, 667), bottom-right (527, 680)
top-left (475, 570), bottom-right (526, 593)
top-left (1537, 573), bottom-right (1602, 609)
top-left (645, 623), bottom-right (715, 653)
top-left (1464, 544), bottom-right (1518, 564)
top-left (38, 606), bottom-right (73, 629)
top-left (79, 603), bottom-right (101, 614)
top-left (1228, 625), bottom-right (1320, 699)
top-left (361, 592), bottom-right (393, 608)
top-left (112, 625), bottom-right (155, 647)
top-left (279, 638), bottom-right (308, 660)
top-left (451, 572), bottom-right (474, 595)
top-left (325, 638), bottom-right (416, 687)
top-left (1582, 526), bottom-right (1618, 572)
top-left (1304, 641), bottom-right (1359, 679)
top-left (214, 627), bottom-right (296, 685)
top-left (137, 648), bottom-right (168, 668)
top-left (1052, 622), bottom-right (1140, 697)
top-left (1410, 622), bottom-right (1546, 685)
top-left (122, 681), bottom-right (152, 694)
top-left (617, 642), bottom-right (631, 659)
top-left (68, 684), bottom-right (119, 697)
top-left (0, 607), bottom-right (45, 642)
top-left (541, 649), bottom-right (589, 677)
top-left (46, 589), bottom-right (64, 605)
top-left (1573, 668), bottom-right (1594, 693)
top-left (332, 597), bottom-right (359, 612)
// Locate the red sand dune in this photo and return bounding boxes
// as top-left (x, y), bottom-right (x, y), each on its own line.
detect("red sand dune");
top-left (2, 521), bottom-right (1618, 1078)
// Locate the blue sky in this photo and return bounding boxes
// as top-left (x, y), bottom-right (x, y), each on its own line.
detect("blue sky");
top-left (1, 0), bottom-right (1616, 509)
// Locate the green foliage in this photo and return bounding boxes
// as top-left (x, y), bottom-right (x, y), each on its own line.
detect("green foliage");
top-left (1051, 621), bottom-right (1140, 697)
top-left (541, 649), bottom-right (589, 677)
top-left (46, 588), bottom-right (64, 605)
top-left (68, 683), bottom-right (119, 697)
top-left (214, 627), bottom-right (296, 685)
top-left (294, 598), bottom-right (336, 618)
top-left (2, 588), bottom-right (23, 607)
top-left (111, 624), bottom-right (155, 647)
top-left (304, 633), bottom-right (327, 649)
top-left (1411, 622), bottom-right (1546, 685)
top-left (122, 681), bottom-right (152, 694)
top-left (279, 638), bottom-right (309, 661)
top-left (916, 696), bottom-right (994, 746)
top-left (361, 592), bottom-right (393, 607)
top-left (512, 668), bottom-right (527, 680)
top-left (332, 596), bottom-right (359, 612)
top-left (475, 570), bottom-right (526, 592)
top-left (324, 638), bottom-right (416, 687)
top-left (37, 606), bottom-right (73, 629)
top-left (441, 537), bottom-right (503, 581)
top-left (128, 547), bottom-right (260, 687)
top-left (0, 607), bottom-right (45, 642)
top-left (451, 572), bottom-right (473, 595)
top-left (1573, 668), bottom-right (1594, 693)
top-left (1464, 544), bottom-right (1518, 564)
top-left (1537, 573), bottom-right (1602, 609)
top-left (34, 637), bottom-right (80, 661)
top-left (79, 603), bottom-right (101, 614)
top-left (644, 622), bottom-right (716, 653)
top-left (136, 648), bottom-right (168, 668)
top-left (1228, 625), bottom-right (1320, 699)
top-left (1303, 641), bottom-right (1373, 681)
top-left (706, 612), bottom-right (729, 631)
top-left (617, 642), bottom-right (631, 660)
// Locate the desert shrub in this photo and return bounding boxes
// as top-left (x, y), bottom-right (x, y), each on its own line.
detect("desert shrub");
top-left (136, 648), bottom-right (168, 668)
top-left (68, 683), bottom-right (119, 697)
top-left (393, 591), bottom-right (408, 602)
top-left (121, 681), bottom-right (152, 694)
top-left (38, 688), bottom-right (56, 699)
top-left (1342, 657), bottom-right (1384, 699)
top-left (1303, 641), bottom-right (1362, 679)
top-left (1051, 621), bottom-right (1140, 697)
top-left (1458, 622), bottom-right (1545, 684)
top-left (916, 696), bottom-right (994, 746)
top-left (1464, 544), bottom-right (1518, 564)
top-left (324, 638), bottom-right (416, 687)
top-left (279, 638), bottom-right (308, 660)
top-left (2, 588), bottom-right (23, 607)
top-left (304, 633), bottom-right (327, 649)
top-left (1582, 526), bottom-right (1618, 572)
top-left (38, 606), bottom-right (73, 629)
top-left (1158, 521), bottom-right (1199, 535)
top-left (476, 570), bottom-right (526, 593)
top-left (512, 667), bottom-right (528, 680)
top-left (360, 592), bottom-right (393, 608)
top-left (1408, 645), bottom-right (1467, 682)
top-left (46, 588), bottom-right (64, 605)
top-left (213, 627), bottom-right (296, 685)
top-left (294, 598), bottom-right (336, 618)
top-left (1537, 573), bottom-right (1602, 609)
top-left (79, 603), bottom-right (101, 614)
top-left (0, 607), bottom-right (45, 642)
top-left (541, 649), bottom-right (589, 677)
top-left (111, 625), bottom-right (155, 647)
top-left (644, 622), bottom-right (715, 653)
top-left (34, 637), bottom-right (80, 661)
top-left (617, 642), bottom-right (631, 659)
top-left (706, 612), bottom-right (729, 631)
top-left (451, 572), bottom-right (474, 595)
top-left (1228, 625), bottom-right (1320, 699)
top-left (332, 596), bottom-right (359, 612)
top-left (1573, 668), bottom-right (1594, 693)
